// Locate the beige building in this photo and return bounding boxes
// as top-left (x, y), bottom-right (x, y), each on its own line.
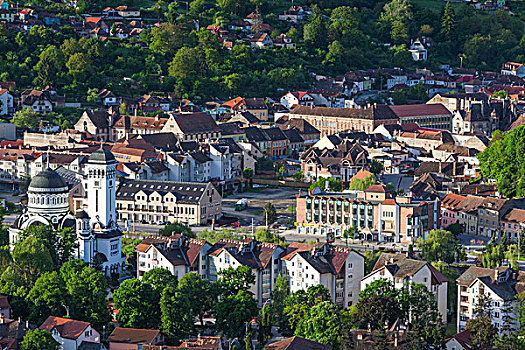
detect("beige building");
top-left (288, 105), bottom-right (399, 136)
top-left (361, 253), bottom-right (448, 323)
top-left (281, 242), bottom-right (365, 308)
top-left (116, 180), bottom-right (222, 226)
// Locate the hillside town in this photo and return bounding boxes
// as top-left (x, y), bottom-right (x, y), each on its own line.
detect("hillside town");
top-left (0, 0), bottom-right (525, 349)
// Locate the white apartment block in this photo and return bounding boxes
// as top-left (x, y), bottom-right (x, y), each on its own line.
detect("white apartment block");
top-left (208, 238), bottom-right (284, 306)
top-left (456, 266), bottom-right (525, 332)
top-left (136, 235), bottom-right (211, 279)
top-left (361, 253), bottom-right (448, 323)
top-left (281, 242), bottom-right (365, 307)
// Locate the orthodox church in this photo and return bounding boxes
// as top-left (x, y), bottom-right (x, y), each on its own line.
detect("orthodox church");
top-left (10, 148), bottom-right (125, 276)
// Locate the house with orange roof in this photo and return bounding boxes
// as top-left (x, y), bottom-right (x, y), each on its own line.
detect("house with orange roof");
top-left (280, 91), bottom-right (315, 110)
top-left (281, 242), bottom-right (364, 308)
top-left (39, 316), bottom-right (101, 350)
top-left (85, 17), bottom-right (108, 31)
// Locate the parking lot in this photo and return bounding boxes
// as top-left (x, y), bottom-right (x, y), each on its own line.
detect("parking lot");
top-left (222, 186), bottom-right (301, 227)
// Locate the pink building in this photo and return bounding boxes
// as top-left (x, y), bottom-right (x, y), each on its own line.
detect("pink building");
top-left (440, 193), bottom-right (466, 229)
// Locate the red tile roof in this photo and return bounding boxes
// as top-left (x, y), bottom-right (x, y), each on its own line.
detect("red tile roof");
top-left (389, 103), bottom-right (452, 117)
top-left (39, 316), bottom-right (90, 340)
top-left (108, 327), bottom-right (161, 344)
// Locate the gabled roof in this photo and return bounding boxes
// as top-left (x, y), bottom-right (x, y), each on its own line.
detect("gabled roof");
top-left (283, 128), bottom-right (304, 143)
top-left (265, 336), bottom-right (332, 350)
top-left (445, 329), bottom-right (472, 349)
top-left (370, 253), bottom-right (448, 284)
top-left (39, 316), bottom-right (91, 340)
top-left (279, 118), bottom-right (320, 135)
top-left (208, 238), bottom-right (281, 269)
top-left (441, 193), bottom-right (466, 210)
top-left (289, 105), bottom-right (398, 121)
top-left (390, 103), bottom-right (452, 117)
top-left (108, 327), bottom-right (161, 344)
top-left (172, 113), bottom-right (220, 134)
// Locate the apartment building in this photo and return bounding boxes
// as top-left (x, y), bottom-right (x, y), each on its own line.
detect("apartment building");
top-left (136, 234), bottom-right (211, 279)
top-left (288, 105), bottom-right (399, 136)
top-left (208, 238), bottom-right (284, 305)
top-left (361, 253), bottom-right (448, 323)
top-left (500, 209), bottom-right (525, 241)
top-left (281, 242), bottom-right (364, 307)
top-left (116, 180), bottom-right (222, 225)
top-left (456, 266), bottom-right (525, 332)
top-left (455, 195), bottom-right (525, 237)
top-left (440, 193), bottom-right (466, 229)
top-left (390, 103), bottom-right (453, 130)
top-left (295, 189), bottom-right (439, 243)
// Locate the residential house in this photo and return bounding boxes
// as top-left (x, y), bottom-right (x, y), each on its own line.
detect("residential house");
top-left (20, 88), bottom-right (64, 113)
top-left (218, 122), bottom-right (246, 142)
top-left (243, 126), bottom-right (269, 153)
top-left (264, 127), bottom-right (288, 158)
top-left (97, 89), bottom-right (118, 106)
top-left (120, 161), bottom-right (170, 181)
top-left (445, 329), bottom-right (473, 350)
top-left (116, 180), bottom-right (222, 226)
top-left (278, 6), bottom-right (310, 23)
top-left (281, 242), bottom-right (364, 308)
top-left (136, 235), bottom-right (211, 279)
top-left (280, 91), bottom-right (315, 110)
top-left (500, 208), bottom-right (525, 241)
top-left (409, 37), bottom-right (432, 61)
top-left (456, 266), bottom-right (525, 332)
top-left (361, 253), bottom-right (448, 322)
top-left (278, 118), bottom-right (320, 145)
top-left (74, 110), bottom-right (115, 141)
top-left (455, 195), bottom-right (505, 237)
top-left (108, 328), bottom-right (163, 350)
top-left (251, 33), bottom-right (273, 49)
top-left (218, 111), bottom-right (260, 127)
top-left (221, 97), bottom-right (268, 121)
top-left (389, 104), bottom-right (452, 130)
top-left (39, 316), bottom-right (101, 350)
top-left (501, 62), bottom-right (525, 78)
top-left (163, 113), bottom-right (221, 141)
top-left (208, 238), bottom-right (284, 305)
top-left (288, 105), bottom-right (399, 136)
top-left (273, 34), bottom-right (296, 49)
top-left (116, 6), bottom-right (140, 17)
top-left (113, 115), bottom-right (168, 139)
top-left (0, 89), bottom-right (13, 116)
top-left (440, 193), bottom-right (466, 229)
top-left (395, 128), bottom-right (455, 152)
top-left (282, 128), bottom-right (304, 156)
top-left (0, 317), bottom-right (37, 350)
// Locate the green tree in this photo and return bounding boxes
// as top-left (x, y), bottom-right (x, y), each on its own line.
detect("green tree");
top-left (143, 268), bottom-right (178, 292)
top-left (245, 331), bottom-right (253, 350)
top-left (257, 305), bottom-right (273, 345)
top-left (417, 229), bottom-right (464, 264)
top-left (370, 160), bottom-right (383, 175)
top-left (441, 1), bottom-right (456, 40)
top-left (158, 222), bottom-right (194, 237)
top-left (11, 236), bottom-right (54, 285)
top-left (216, 290), bottom-right (258, 338)
top-left (255, 228), bottom-right (285, 245)
top-left (160, 284), bottom-right (193, 344)
top-left (86, 88), bottom-right (99, 104)
top-left (292, 171), bottom-right (304, 182)
top-left (177, 272), bottom-right (216, 326)
top-left (218, 265), bottom-right (256, 296)
top-left (113, 279), bottom-right (160, 329)
top-left (19, 225), bottom-right (78, 268)
top-left (295, 301), bottom-right (342, 349)
top-left (66, 53), bottom-right (91, 79)
top-left (467, 317), bottom-right (497, 349)
top-left (35, 45), bottom-right (63, 86)
top-left (309, 178), bottom-right (342, 192)
top-left (303, 6), bottom-right (328, 49)
top-left (11, 108), bottom-right (40, 130)
top-left (348, 175), bottom-right (377, 191)
top-left (263, 202), bottom-right (277, 226)
top-left (20, 329), bottom-right (58, 350)
top-left (271, 274), bottom-right (289, 332)
top-left (62, 264), bottom-right (110, 329)
top-left (283, 285), bottom-right (331, 333)
top-left (27, 271), bottom-right (67, 324)
top-left (168, 46), bottom-right (205, 81)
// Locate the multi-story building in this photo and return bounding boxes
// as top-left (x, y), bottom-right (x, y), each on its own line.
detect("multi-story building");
top-left (281, 242), bottom-right (364, 308)
top-left (295, 189), bottom-right (439, 243)
top-left (116, 180), bottom-right (222, 226)
top-left (136, 234), bottom-right (211, 279)
top-left (113, 115), bottom-right (168, 139)
top-left (456, 266), bottom-right (525, 332)
top-left (500, 208), bottom-right (525, 241)
top-left (440, 193), bottom-right (466, 229)
top-left (361, 253), bottom-right (448, 323)
top-left (208, 238), bottom-right (284, 305)
top-left (278, 118), bottom-right (321, 146)
top-left (288, 105), bottom-right (399, 136)
top-left (389, 103), bottom-right (453, 130)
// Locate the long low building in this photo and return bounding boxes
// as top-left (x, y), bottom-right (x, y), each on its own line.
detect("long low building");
top-left (288, 105), bottom-right (399, 136)
top-left (389, 103), bottom-right (453, 130)
top-left (116, 180), bottom-right (222, 225)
